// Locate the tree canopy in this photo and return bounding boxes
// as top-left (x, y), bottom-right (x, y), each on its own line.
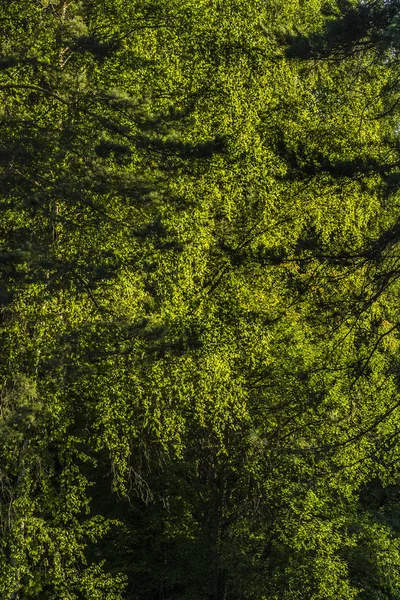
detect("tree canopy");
top-left (2, 0), bottom-right (400, 598)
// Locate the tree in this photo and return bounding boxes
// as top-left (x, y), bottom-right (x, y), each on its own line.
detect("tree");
top-left (3, 0), bottom-right (400, 598)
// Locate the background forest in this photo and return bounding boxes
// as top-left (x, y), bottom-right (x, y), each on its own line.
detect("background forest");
top-left (3, 0), bottom-right (400, 598)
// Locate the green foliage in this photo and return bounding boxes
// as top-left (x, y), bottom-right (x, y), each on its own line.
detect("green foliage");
top-left (2, 0), bottom-right (400, 598)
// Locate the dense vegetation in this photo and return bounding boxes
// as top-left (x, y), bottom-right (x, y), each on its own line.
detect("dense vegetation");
top-left (2, 0), bottom-right (400, 598)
